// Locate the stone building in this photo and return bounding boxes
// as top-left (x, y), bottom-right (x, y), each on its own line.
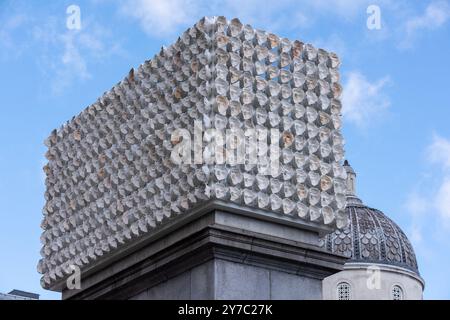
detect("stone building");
top-left (321, 161), bottom-right (424, 299)
top-left (0, 290), bottom-right (39, 300)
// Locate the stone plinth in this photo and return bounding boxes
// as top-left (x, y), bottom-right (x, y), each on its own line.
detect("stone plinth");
top-left (62, 202), bottom-right (347, 300)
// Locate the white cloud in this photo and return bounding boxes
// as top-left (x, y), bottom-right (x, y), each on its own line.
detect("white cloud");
top-left (428, 134), bottom-right (450, 170)
top-left (33, 23), bottom-right (88, 93)
top-left (309, 0), bottom-right (374, 19)
top-left (57, 32), bottom-right (92, 91)
top-left (120, 0), bottom-right (306, 37)
top-left (410, 224), bottom-right (423, 245)
top-left (341, 71), bottom-right (391, 128)
top-left (401, 0), bottom-right (450, 47)
top-left (120, 0), bottom-right (194, 37)
top-left (436, 178), bottom-right (450, 225)
top-left (0, 14), bottom-right (26, 42)
top-left (313, 33), bottom-right (347, 58)
top-left (32, 18), bottom-right (123, 94)
top-left (405, 135), bottom-right (450, 233)
top-left (118, 0), bottom-right (377, 38)
top-left (404, 191), bottom-right (428, 245)
top-left (427, 135), bottom-right (450, 226)
top-left (0, 14), bottom-right (29, 59)
top-left (407, 1), bottom-right (450, 32)
top-left (0, 2), bottom-right (126, 94)
top-left (406, 191), bottom-right (429, 216)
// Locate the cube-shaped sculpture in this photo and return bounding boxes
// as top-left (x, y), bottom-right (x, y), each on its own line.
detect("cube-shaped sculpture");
top-left (38, 16), bottom-right (348, 289)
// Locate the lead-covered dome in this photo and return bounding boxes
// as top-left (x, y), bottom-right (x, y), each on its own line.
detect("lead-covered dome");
top-left (321, 161), bottom-right (419, 274)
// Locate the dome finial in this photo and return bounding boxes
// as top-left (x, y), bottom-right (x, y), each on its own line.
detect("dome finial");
top-left (343, 160), bottom-right (356, 196)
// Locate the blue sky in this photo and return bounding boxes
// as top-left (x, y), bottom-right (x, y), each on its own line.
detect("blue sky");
top-left (0, 0), bottom-right (449, 300)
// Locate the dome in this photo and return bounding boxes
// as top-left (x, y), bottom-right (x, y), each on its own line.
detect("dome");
top-left (321, 161), bottom-right (419, 274)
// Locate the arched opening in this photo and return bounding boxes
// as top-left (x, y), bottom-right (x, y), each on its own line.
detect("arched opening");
top-left (392, 285), bottom-right (404, 300)
top-left (337, 282), bottom-right (351, 300)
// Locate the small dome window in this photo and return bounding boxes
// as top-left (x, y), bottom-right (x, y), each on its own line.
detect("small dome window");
top-left (337, 282), bottom-right (351, 300)
top-left (392, 285), bottom-right (404, 300)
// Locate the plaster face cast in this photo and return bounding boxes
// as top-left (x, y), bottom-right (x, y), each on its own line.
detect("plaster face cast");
top-left (170, 120), bottom-right (281, 171)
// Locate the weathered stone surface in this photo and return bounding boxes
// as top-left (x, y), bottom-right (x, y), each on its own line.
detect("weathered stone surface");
top-left (270, 270), bottom-right (322, 299)
top-left (214, 260), bottom-right (271, 300)
top-left (62, 209), bottom-right (347, 300)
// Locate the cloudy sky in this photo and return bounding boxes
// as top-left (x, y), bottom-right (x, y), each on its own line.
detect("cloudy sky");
top-left (0, 0), bottom-right (449, 300)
